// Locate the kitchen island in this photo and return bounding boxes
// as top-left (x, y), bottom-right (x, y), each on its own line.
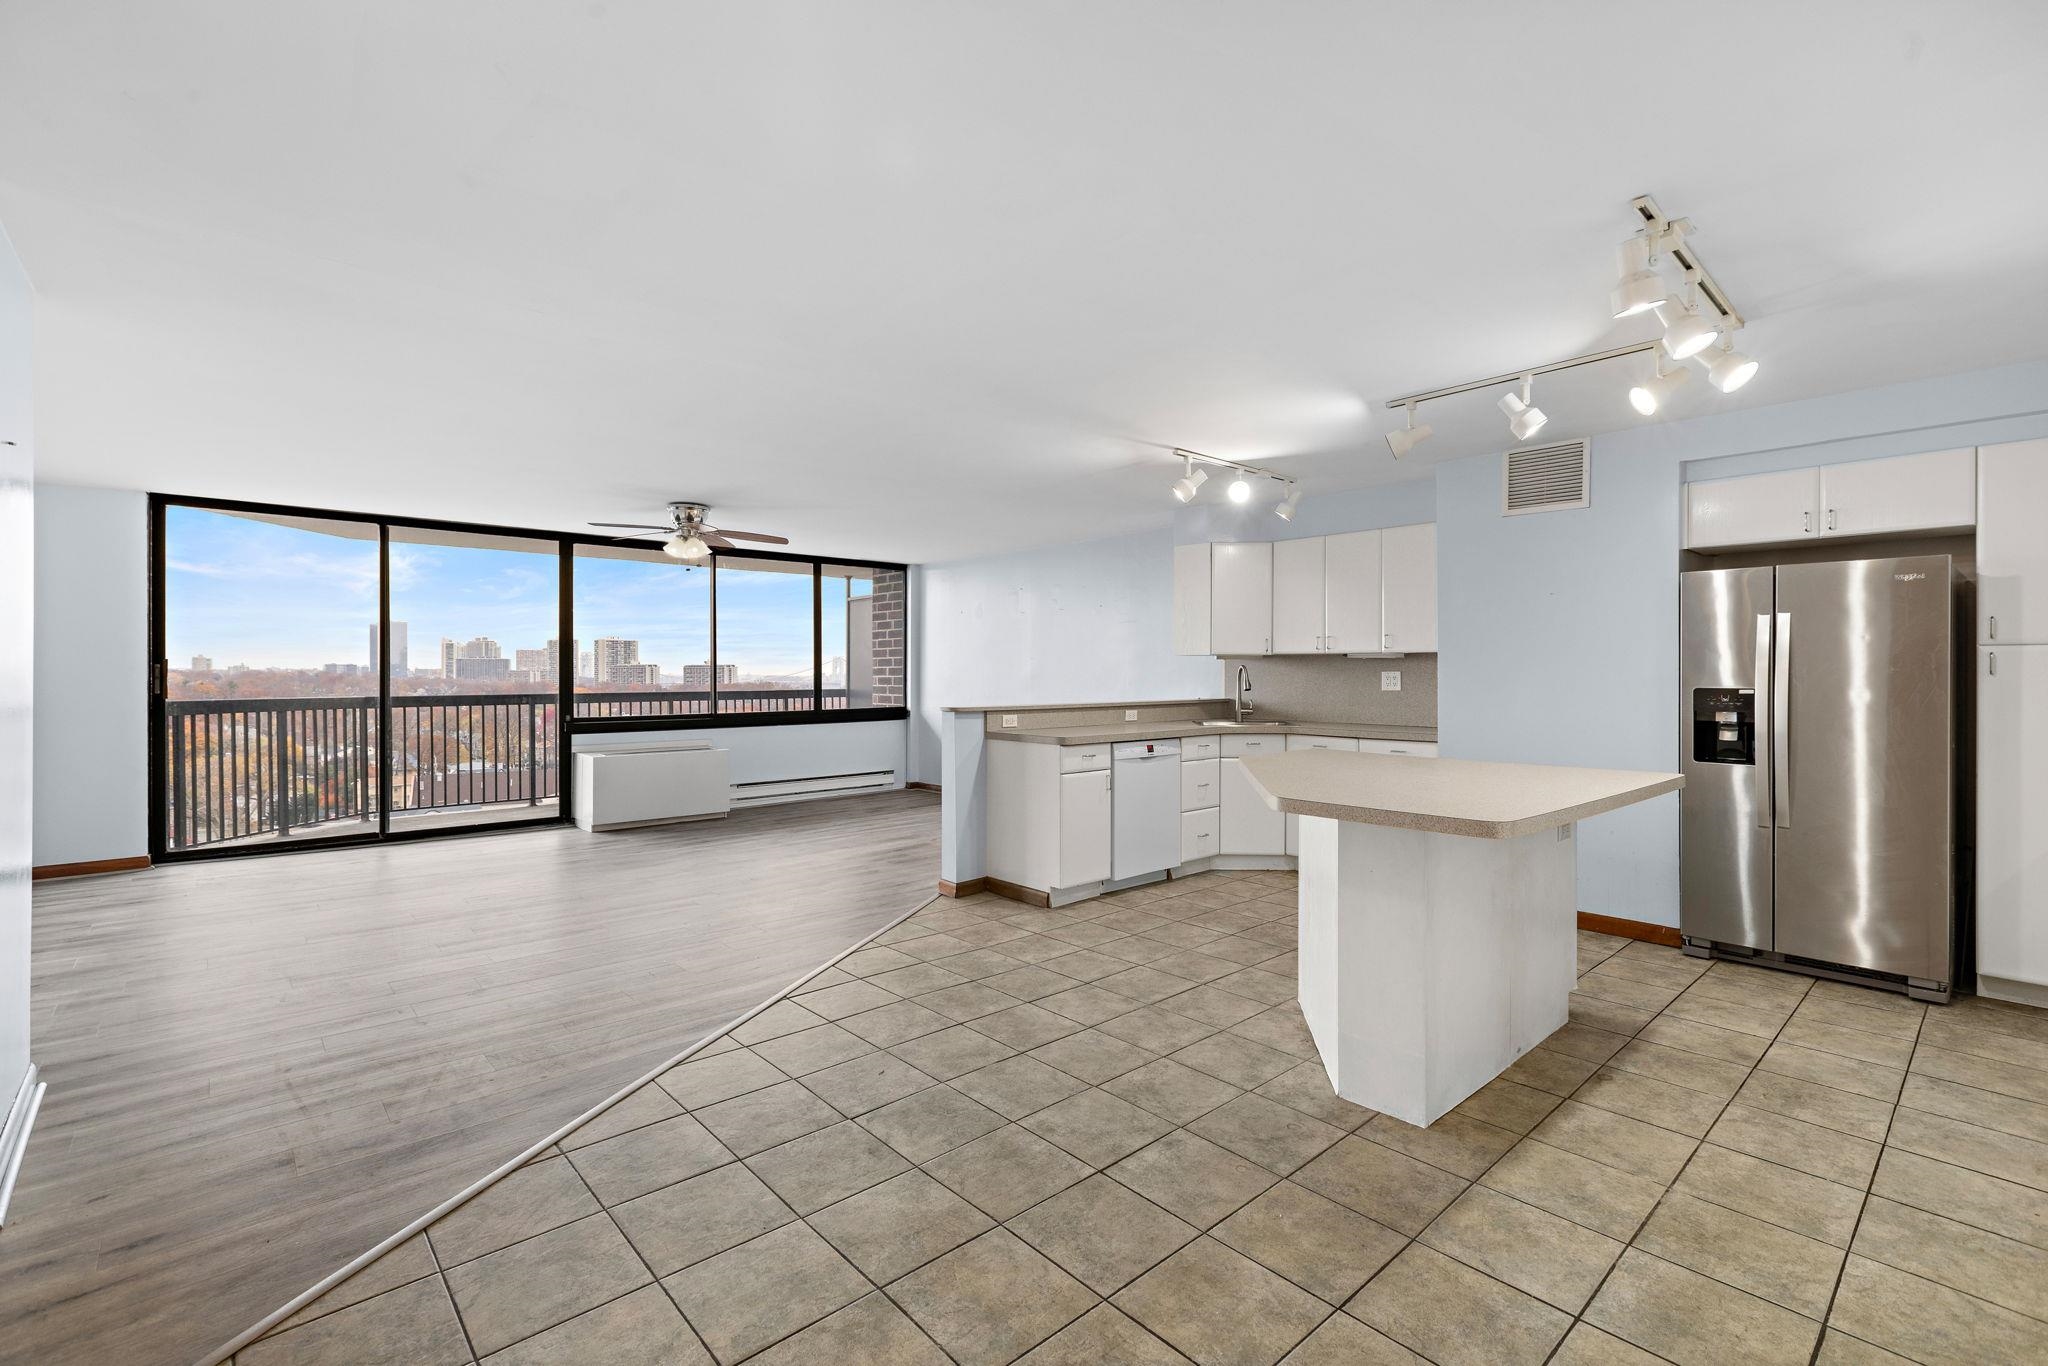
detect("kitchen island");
top-left (1240, 749), bottom-right (1681, 1127)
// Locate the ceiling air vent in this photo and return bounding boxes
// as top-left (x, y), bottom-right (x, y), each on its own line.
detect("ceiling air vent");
top-left (1502, 441), bottom-right (1590, 515)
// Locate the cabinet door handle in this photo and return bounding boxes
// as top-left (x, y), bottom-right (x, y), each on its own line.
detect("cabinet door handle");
top-left (1802, 511), bottom-right (1812, 533)
top-left (1990, 615), bottom-right (1998, 640)
top-left (1827, 508), bottom-right (1837, 532)
top-left (1990, 652), bottom-right (1998, 677)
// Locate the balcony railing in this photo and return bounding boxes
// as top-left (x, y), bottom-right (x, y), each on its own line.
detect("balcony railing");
top-left (162, 687), bottom-right (846, 851)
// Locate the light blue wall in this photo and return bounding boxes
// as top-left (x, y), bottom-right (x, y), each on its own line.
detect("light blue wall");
top-left (1438, 360), bottom-right (2048, 926)
top-left (1176, 478), bottom-right (1434, 545)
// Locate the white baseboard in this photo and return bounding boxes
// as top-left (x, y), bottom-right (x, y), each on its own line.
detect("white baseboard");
top-left (0, 1063), bottom-right (46, 1226)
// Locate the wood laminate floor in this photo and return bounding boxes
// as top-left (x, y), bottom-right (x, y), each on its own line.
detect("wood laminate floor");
top-left (1, 789), bottom-right (939, 1366)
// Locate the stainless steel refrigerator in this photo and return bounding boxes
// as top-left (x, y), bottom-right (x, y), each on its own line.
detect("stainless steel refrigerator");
top-left (1679, 554), bottom-right (1960, 1000)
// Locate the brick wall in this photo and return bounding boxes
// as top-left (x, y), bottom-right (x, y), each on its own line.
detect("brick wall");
top-left (870, 569), bottom-right (906, 707)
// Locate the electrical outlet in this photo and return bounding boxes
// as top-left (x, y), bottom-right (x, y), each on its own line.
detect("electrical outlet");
top-left (1125, 709), bottom-right (1139, 721)
top-left (1380, 670), bottom-right (1402, 691)
top-left (1001, 714), bottom-right (1019, 728)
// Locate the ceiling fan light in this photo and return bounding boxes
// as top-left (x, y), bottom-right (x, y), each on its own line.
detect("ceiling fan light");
top-left (1708, 345), bottom-right (1759, 393)
top-left (1655, 298), bottom-right (1719, 360)
top-left (665, 532), bottom-right (710, 561)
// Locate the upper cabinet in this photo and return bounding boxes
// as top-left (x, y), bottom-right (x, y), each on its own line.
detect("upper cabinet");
top-left (1979, 438), bottom-right (2048, 645)
top-left (1210, 541), bottom-right (1274, 656)
top-left (1173, 523), bottom-right (1435, 656)
top-left (1683, 448), bottom-right (1977, 551)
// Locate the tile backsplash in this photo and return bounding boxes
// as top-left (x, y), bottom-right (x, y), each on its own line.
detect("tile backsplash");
top-left (1219, 653), bottom-right (1438, 729)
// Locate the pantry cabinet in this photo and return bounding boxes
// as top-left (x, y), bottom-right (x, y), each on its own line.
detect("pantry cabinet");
top-left (1683, 449), bottom-right (1976, 551)
top-left (1978, 438), bottom-right (2048, 646)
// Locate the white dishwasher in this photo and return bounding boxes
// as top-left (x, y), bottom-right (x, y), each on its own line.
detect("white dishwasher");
top-left (1112, 739), bottom-right (1182, 880)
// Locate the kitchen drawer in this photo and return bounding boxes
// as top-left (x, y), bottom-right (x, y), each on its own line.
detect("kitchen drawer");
top-left (1222, 734), bottom-right (1285, 758)
top-left (1285, 734), bottom-right (1360, 752)
top-left (1358, 739), bottom-right (1438, 757)
top-left (1059, 745), bottom-right (1112, 773)
top-left (1180, 757), bottom-right (1220, 811)
top-left (1181, 735), bottom-right (1222, 762)
top-left (1181, 808), bottom-right (1221, 863)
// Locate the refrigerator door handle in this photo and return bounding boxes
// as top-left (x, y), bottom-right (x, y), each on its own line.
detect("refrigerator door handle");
top-left (1773, 611), bottom-right (1792, 828)
top-left (1755, 613), bottom-right (1772, 828)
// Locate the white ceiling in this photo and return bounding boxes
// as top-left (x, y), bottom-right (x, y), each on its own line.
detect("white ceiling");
top-left (4, 2), bottom-right (2046, 564)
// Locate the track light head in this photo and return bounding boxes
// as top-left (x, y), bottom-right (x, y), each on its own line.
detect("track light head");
top-left (1706, 341), bottom-right (1759, 393)
top-left (1610, 234), bottom-right (1666, 318)
top-left (1628, 360), bottom-right (1690, 417)
top-left (1386, 404), bottom-right (1433, 459)
top-left (1169, 460), bottom-right (1209, 504)
top-left (1655, 297), bottom-right (1719, 360)
top-left (1274, 486), bottom-right (1303, 522)
top-left (1227, 476), bottom-right (1252, 504)
top-left (1498, 377), bottom-right (1548, 442)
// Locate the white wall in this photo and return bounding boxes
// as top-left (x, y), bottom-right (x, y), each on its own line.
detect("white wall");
top-left (32, 485), bottom-right (149, 867)
top-left (0, 223), bottom-right (33, 1112)
top-left (1437, 359), bottom-right (2048, 927)
top-left (911, 525), bottom-right (1220, 784)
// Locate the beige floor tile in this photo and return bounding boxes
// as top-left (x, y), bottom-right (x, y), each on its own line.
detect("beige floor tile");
top-left (1732, 1070), bottom-right (1893, 1143)
top-left (1479, 1137), bottom-right (1665, 1240)
top-left (1758, 1041), bottom-right (1905, 1103)
top-left (1902, 1071), bottom-right (2048, 1143)
top-left (836, 998), bottom-right (953, 1047)
top-left (1884, 1105), bottom-right (2048, 1190)
top-left (966, 1002), bottom-right (1086, 1050)
top-left (986, 964), bottom-right (1087, 1002)
top-left (1584, 1248), bottom-right (1819, 1366)
top-left (1707, 1103), bottom-right (1881, 1188)
top-left (1108, 1129), bottom-right (1278, 1228)
top-left (567, 1114), bottom-right (735, 1206)
top-left (1827, 1253), bottom-right (2048, 1365)
top-left (1006, 931), bottom-right (1105, 964)
top-left (1019, 1304), bottom-right (1194, 1364)
top-left (1851, 1195), bottom-right (2048, 1320)
top-left (1547, 1323), bottom-right (1665, 1364)
top-left (798, 1051), bottom-right (935, 1116)
top-left (1779, 1017), bottom-right (1916, 1069)
top-left (1660, 988), bottom-right (1795, 1040)
top-left (1293, 1134), bottom-right (1468, 1236)
top-left (1228, 1005), bottom-right (1319, 1060)
top-left (1569, 992), bottom-right (1658, 1037)
top-left (1103, 1057), bottom-right (1244, 1125)
top-left (1007, 1173), bottom-right (1200, 1294)
top-left (733, 999), bottom-right (833, 1043)
top-left (1037, 983), bottom-right (1143, 1025)
top-left (268, 1233), bottom-right (440, 1334)
top-left (662, 1220), bottom-right (871, 1364)
top-left (806, 1169), bottom-right (994, 1283)
top-left (1502, 1045), bottom-right (1600, 1096)
top-left (1021, 1089), bottom-right (1175, 1168)
top-left (892, 931), bottom-right (977, 962)
top-left (931, 946), bottom-right (1028, 980)
top-left (1576, 969), bottom-right (1681, 1013)
top-left (658, 1049), bottom-right (788, 1109)
top-left (1634, 1190), bottom-right (1844, 1319)
top-left (891, 1229), bottom-right (1099, 1366)
top-left (1360, 1112), bottom-right (1518, 1180)
top-left (1158, 982), bottom-right (1271, 1028)
top-left (1095, 935), bottom-right (1179, 966)
top-left (1210, 967), bottom-right (1296, 1006)
top-left (1636, 1014), bottom-right (1773, 1066)
top-left (445, 1213), bottom-right (653, 1357)
top-left (867, 962), bottom-right (971, 999)
top-left (1029, 1028), bottom-right (1156, 1085)
top-left (1688, 962), bottom-right (1811, 1011)
top-left (427, 1154), bottom-right (601, 1268)
top-left (1870, 1147), bottom-right (2048, 1249)
top-left (1115, 1236), bottom-right (1330, 1366)
top-left (1911, 1041), bottom-right (2048, 1108)
top-left (1791, 993), bottom-right (1922, 1043)
top-left (692, 1080), bottom-right (843, 1158)
top-left (1255, 1061), bottom-right (1376, 1131)
top-left (1187, 1094), bottom-right (1345, 1175)
top-left (746, 1291), bottom-right (950, 1365)
top-left (794, 978), bottom-right (901, 1021)
top-left (1170, 1032), bottom-right (1314, 1090)
top-left (743, 1119), bottom-right (912, 1215)
top-left (1573, 1066), bottom-right (1728, 1138)
top-left (480, 1283), bottom-right (710, 1366)
top-left (836, 944), bottom-right (925, 978)
top-left (950, 1054), bottom-right (1088, 1120)
top-left (1811, 1329), bottom-right (1916, 1364)
top-left (1103, 964), bottom-right (1214, 1005)
top-left (1450, 1077), bottom-right (1561, 1135)
top-left (561, 1084), bottom-right (687, 1151)
top-left (1606, 1038), bottom-right (1751, 1100)
top-left (922, 1124), bottom-right (1093, 1220)
top-left (1041, 949), bottom-right (1142, 984)
top-left (1419, 1185), bottom-right (1623, 1313)
top-left (1279, 1313), bottom-right (1421, 1365)
top-left (1531, 1101), bottom-right (1698, 1185)
top-left (749, 1023), bottom-right (875, 1078)
top-left (1920, 1011), bottom-right (2048, 1070)
top-left (917, 981), bottom-right (1028, 1024)
top-left (1147, 948), bottom-right (1243, 985)
top-left (1346, 1242), bottom-right (1569, 1366)
top-left (1540, 1022), bottom-right (1631, 1064)
top-left (1594, 953), bottom-right (1706, 994)
top-left (1212, 1180), bottom-right (1405, 1305)
top-left (859, 1084), bottom-right (1008, 1163)
top-left (242, 1277), bottom-right (471, 1366)
top-left (612, 1160), bottom-right (796, 1277)
top-left (1673, 1143), bottom-right (1865, 1248)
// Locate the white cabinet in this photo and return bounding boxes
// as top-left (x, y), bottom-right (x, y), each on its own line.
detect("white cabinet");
top-left (1180, 757), bottom-right (1220, 812)
top-left (1684, 468), bottom-right (1821, 549)
top-left (1977, 644), bottom-right (2048, 996)
top-left (1172, 543), bottom-right (1213, 655)
top-left (1211, 541), bottom-right (1274, 656)
top-left (1358, 739), bottom-right (1440, 758)
top-left (1323, 530), bottom-right (1383, 654)
top-left (1979, 439), bottom-right (2048, 645)
top-left (1181, 808), bottom-right (1221, 863)
top-left (1282, 735), bottom-right (1358, 854)
top-left (1379, 523), bottom-right (1438, 653)
top-left (1818, 448), bottom-right (1975, 539)
top-left (1220, 734), bottom-right (1286, 855)
top-left (1271, 537), bottom-right (1327, 654)
top-left (1058, 769), bottom-right (1112, 887)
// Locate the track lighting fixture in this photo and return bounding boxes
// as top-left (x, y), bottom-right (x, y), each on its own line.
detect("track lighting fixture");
top-left (1170, 456), bottom-right (1209, 504)
top-left (664, 532), bottom-right (710, 561)
top-left (1227, 475), bottom-right (1253, 504)
top-left (1705, 338), bottom-right (1759, 393)
top-left (1166, 448), bottom-right (1289, 508)
top-left (1274, 485), bottom-right (1303, 521)
top-left (1628, 357), bottom-right (1690, 416)
top-left (1498, 375), bottom-right (1548, 442)
top-left (1609, 234), bottom-right (1665, 319)
top-left (1655, 278), bottom-right (1719, 360)
top-left (1385, 403), bottom-right (1433, 459)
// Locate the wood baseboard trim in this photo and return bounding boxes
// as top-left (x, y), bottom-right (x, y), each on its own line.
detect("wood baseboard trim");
top-left (907, 781), bottom-right (941, 793)
top-left (1577, 911), bottom-right (1683, 948)
top-left (32, 856), bottom-right (151, 882)
top-left (937, 877), bottom-right (987, 898)
top-left (985, 877), bottom-right (1051, 909)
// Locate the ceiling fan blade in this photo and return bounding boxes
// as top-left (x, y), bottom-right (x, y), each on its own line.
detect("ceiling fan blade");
top-left (699, 532), bottom-right (738, 549)
top-left (606, 532), bottom-right (665, 544)
top-left (588, 521), bottom-right (672, 530)
top-left (706, 528), bottom-right (789, 545)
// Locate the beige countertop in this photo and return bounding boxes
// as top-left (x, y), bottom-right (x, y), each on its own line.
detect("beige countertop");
top-left (1239, 749), bottom-right (1680, 839)
top-left (941, 698), bottom-right (1223, 714)
top-left (989, 720), bottom-right (1439, 747)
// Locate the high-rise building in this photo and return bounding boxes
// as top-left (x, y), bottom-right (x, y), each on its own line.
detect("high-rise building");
top-left (189, 655), bottom-right (213, 672)
top-left (593, 638), bottom-right (650, 685)
top-left (548, 638), bottom-right (574, 682)
top-left (578, 650), bottom-right (594, 683)
top-left (610, 662), bottom-right (659, 686)
top-left (368, 620), bottom-right (408, 677)
top-left (679, 662), bottom-right (737, 690)
top-left (514, 647), bottom-right (552, 679)
top-left (439, 635), bottom-right (501, 677)
top-left (453, 656), bottom-right (511, 680)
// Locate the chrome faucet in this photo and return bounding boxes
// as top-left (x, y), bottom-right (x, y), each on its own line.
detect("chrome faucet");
top-left (1234, 663), bottom-right (1254, 723)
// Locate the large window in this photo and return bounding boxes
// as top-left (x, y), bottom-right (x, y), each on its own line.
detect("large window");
top-left (571, 544), bottom-right (713, 719)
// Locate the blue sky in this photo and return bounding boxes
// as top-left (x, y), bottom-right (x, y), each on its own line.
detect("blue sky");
top-left (166, 507), bottom-right (851, 680)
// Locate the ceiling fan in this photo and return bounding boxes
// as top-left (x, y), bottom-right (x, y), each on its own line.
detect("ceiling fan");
top-left (588, 502), bottom-right (790, 562)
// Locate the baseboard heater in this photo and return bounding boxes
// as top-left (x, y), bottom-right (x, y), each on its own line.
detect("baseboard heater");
top-left (730, 770), bottom-right (898, 807)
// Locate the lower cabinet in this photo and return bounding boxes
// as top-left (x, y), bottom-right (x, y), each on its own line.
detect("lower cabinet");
top-left (1978, 644), bottom-right (2048, 996)
top-left (1181, 807), bottom-right (1220, 863)
top-left (1220, 755), bottom-right (1286, 855)
top-left (1283, 735), bottom-right (1358, 856)
top-left (1058, 769), bottom-right (1112, 887)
